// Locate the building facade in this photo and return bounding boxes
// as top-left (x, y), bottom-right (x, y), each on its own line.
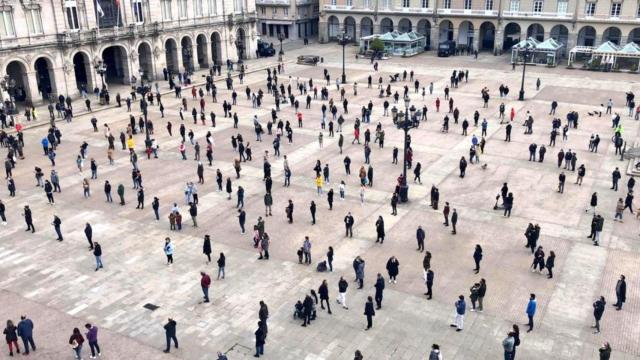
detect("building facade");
top-left (0, 0), bottom-right (257, 104)
top-left (256, 0), bottom-right (319, 39)
top-left (318, 0), bottom-right (640, 55)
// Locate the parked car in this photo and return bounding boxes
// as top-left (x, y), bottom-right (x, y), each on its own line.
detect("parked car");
top-left (437, 40), bottom-right (456, 57)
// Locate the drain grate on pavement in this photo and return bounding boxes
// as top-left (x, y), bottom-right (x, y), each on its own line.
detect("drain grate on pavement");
top-left (143, 303), bottom-right (159, 311)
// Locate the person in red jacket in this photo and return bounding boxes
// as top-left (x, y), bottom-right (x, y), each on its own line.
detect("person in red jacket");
top-left (201, 272), bottom-right (211, 303)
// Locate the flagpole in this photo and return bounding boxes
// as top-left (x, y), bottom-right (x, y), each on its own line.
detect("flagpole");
top-left (95, 0), bottom-right (100, 36)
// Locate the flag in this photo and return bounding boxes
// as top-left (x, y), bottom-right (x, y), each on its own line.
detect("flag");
top-left (114, 0), bottom-right (120, 7)
top-left (96, 0), bottom-right (105, 17)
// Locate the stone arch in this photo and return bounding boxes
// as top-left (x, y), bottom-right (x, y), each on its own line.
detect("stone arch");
top-left (458, 21), bottom-right (474, 48)
top-left (344, 16), bottom-right (356, 39)
top-left (417, 19), bottom-right (431, 48)
top-left (196, 33), bottom-right (209, 69)
top-left (439, 20), bottom-right (453, 42)
top-left (137, 42), bottom-right (154, 82)
top-left (550, 24), bottom-right (568, 46)
top-left (629, 28), bottom-right (640, 44)
top-left (527, 23), bottom-right (544, 42)
top-left (210, 32), bottom-right (222, 65)
top-left (328, 16), bottom-right (340, 40)
top-left (398, 18), bottom-right (412, 33)
top-left (235, 27), bottom-right (248, 61)
top-left (380, 17), bottom-right (394, 33)
top-left (181, 35), bottom-right (194, 72)
top-left (577, 26), bottom-right (596, 46)
top-left (503, 22), bottom-right (521, 50)
top-left (71, 51), bottom-right (94, 91)
top-left (34, 57), bottom-right (57, 100)
top-left (603, 26), bottom-right (622, 45)
top-left (101, 45), bottom-right (130, 86)
top-left (165, 38), bottom-right (179, 73)
top-left (5, 59), bottom-right (30, 104)
top-left (479, 22), bottom-right (495, 51)
top-left (361, 17), bottom-right (373, 37)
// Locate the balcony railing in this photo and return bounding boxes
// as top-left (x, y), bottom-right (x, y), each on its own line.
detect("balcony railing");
top-left (437, 8), bottom-right (497, 15)
top-left (296, 0), bottom-right (316, 5)
top-left (257, 0), bottom-right (290, 5)
top-left (502, 10), bottom-right (572, 18)
top-left (580, 13), bottom-right (640, 21)
top-left (323, 4), bottom-right (353, 10)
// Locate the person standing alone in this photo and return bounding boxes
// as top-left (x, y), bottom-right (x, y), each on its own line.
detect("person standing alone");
top-left (163, 318), bottom-right (178, 353)
top-left (526, 294), bottom-right (537, 332)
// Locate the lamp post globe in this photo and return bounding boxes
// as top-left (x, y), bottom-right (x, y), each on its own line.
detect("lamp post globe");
top-left (339, 31), bottom-right (351, 84)
top-left (518, 46), bottom-right (530, 101)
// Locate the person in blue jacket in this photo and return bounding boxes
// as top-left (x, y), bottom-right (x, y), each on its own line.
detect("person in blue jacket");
top-left (526, 293), bottom-right (537, 333)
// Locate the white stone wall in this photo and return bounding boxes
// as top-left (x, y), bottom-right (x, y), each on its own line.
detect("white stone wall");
top-left (0, 0), bottom-right (257, 102)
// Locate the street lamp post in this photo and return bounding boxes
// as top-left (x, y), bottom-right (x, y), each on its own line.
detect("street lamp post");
top-left (138, 68), bottom-right (150, 143)
top-left (277, 32), bottom-right (285, 62)
top-left (337, 31), bottom-right (351, 84)
top-left (518, 46), bottom-right (531, 101)
top-left (396, 96), bottom-right (415, 203)
top-left (94, 60), bottom-right (107, 89)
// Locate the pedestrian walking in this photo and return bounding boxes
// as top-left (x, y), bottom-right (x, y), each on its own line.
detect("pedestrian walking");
top-left (3, 320), bottom-right (20, 356)
top-left (16, 316), bottom-right (35, 355)
top-left (68, 328), bottom-right (84, 360)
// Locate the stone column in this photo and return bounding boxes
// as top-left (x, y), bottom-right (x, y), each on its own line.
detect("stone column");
top-left (25, 71), bottom-right (40, 103)
top-left (430, 26), bottom-right (438, 48)
top-left (319, 20), bottom-right (328, 43)
top-left (473, 28), bottom-right (480, 52)
top-left (494, 26), bottom-right (504, 54)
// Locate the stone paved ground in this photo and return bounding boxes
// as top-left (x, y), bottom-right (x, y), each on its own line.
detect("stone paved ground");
top-left (2, 42), bottom-right (640, 359)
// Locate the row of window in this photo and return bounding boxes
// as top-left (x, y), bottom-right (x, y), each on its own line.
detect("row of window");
top-left (0, 8), bottom-right (42, 36)
top-left (259, 6), bottom-right (289, 15)
top-left (331, 0), bottom-right (632, 16)
top-left (0, 0), bottom-right (244, 36)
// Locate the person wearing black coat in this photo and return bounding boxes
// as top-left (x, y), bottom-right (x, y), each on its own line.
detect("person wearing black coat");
top-left (614, 275), bottom-right (626, 310)
top-left (416, 226), bottom-right (425, 251)
top-left (84, 223), bottom-right (93, 250)
top-left (152, 197), bottom-right (160, 220)
top-left (318, 280), bottom-right (332, 314)
top-left (473, 244), bottom-right (483, 274)
top-left (385, 257), bottom-right (399, 283)
top-left (217, 253), bottom-right (226, 279)
top-left (23, 206), bottom-right (34, 233)
top-left (203, 234), bottom-right (212, 263)
top-left (592, 296), bottom-right (606, 333)
top-left (425, 269), bottom-right (434, 299)
top-left (254, 321), bottom-right (266, 357)
top-left (3, 320), bottom-right (20, 356)
top-left (301, 295), bottom-right (313, 327)
top-left (375, 216), bottom-right (385, 243)
top-left (459, 157), bottom-right (467, 178)
top-left (163, 318), bottom-right (178, 353)
top-left (52, 215), bottom-right (63, 241)
top-left (546, 251), bottom-right (555, 279)
top-left (451, 209), bottom-right (458, 234)
top-left (364, 296), bottom-right (375, 330)
top-left (374, 273), bottom-right (385, 309)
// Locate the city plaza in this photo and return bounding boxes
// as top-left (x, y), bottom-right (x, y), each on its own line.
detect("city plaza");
top-left (1, 41), bottom-right (640, 359)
